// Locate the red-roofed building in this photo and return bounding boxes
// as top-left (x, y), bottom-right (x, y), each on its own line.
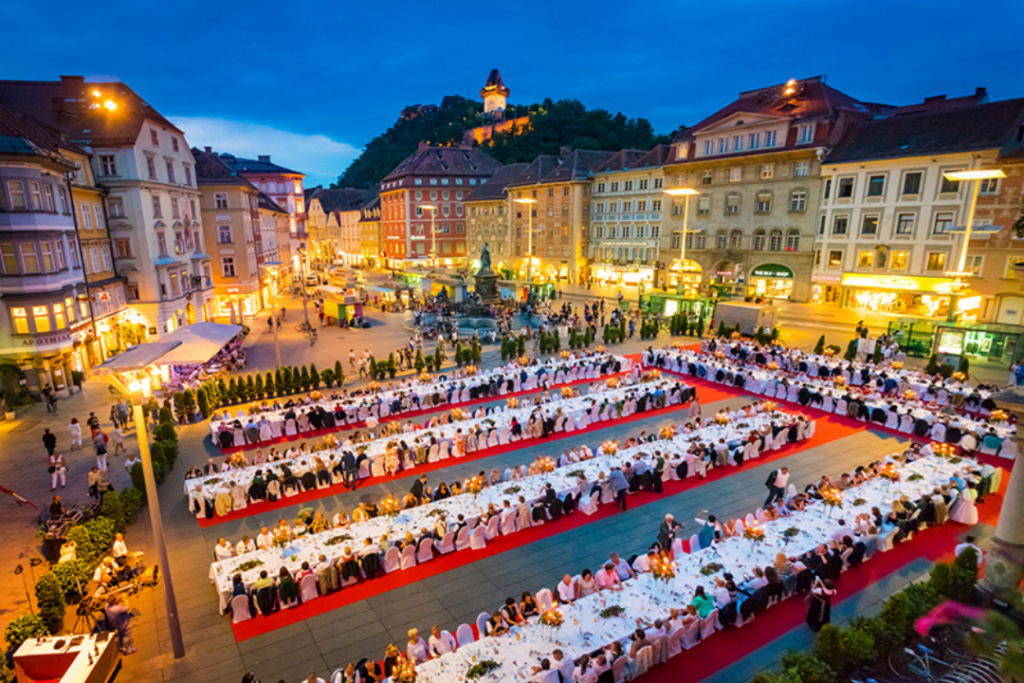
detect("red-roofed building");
top-left (379, 144), bottom-right (502, 268)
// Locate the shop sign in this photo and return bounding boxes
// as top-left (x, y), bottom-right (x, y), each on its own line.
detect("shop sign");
top-left (19, 332), bottom-right (73, 348)
top-left (936, 330), bottom-right (964, 355)
top-left (226, 287), bottom-right (242, 293)
top-left (840, 273), bottom-right (954, 293)
top-left (956, 296), bottom-right (981, 314)
top-left (751, 264), bottom-right (794, 279)
top-left (812, 274), bottom-right (841, 283)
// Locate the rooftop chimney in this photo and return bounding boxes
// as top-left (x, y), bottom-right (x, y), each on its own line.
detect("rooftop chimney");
top-left (204, 146), bottom-right (212, 153)
top-left (924, 94), bottom-right (947, 103)
top-left (258, 155), bottom-right (271, 162)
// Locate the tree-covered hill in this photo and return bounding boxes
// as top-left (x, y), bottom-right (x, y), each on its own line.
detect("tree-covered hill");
top-left (334, 96), bottom-right (672, 188)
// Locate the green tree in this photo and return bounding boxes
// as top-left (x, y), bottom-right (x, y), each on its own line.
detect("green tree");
top-left (5, 614), bottom-right (48, 651)
top-left (925, 353), bottom-right (941, 375)
top-left (814, 335), bottom-right (826, 355)
top-left (321, 369), bottom-right (335, 387)
top-left (245, 375), bottom-right (256, 400)
top-left (34, 573), bottom-right (66, 632)
top-left (334, 360), bottom-right (344, 387)
top-left (844, 339), bottom-right (858, 361)
top-left (227, 377), bottom-right (237, 403)
top-left (957, 355), bottom-right (970, 376)
top-left (310, 363), bottom-right (320, 389)
top-left (264, 370), bottom-right (276, 397)
top-left (254, 373), bottom-right (264, 398)
top-left (434, 344), bottom-right (444, 369)
top-left (414, 349), bottom-right (425, 372)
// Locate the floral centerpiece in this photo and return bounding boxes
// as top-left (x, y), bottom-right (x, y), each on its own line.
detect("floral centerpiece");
top-left (419, 371), bottom-right (431, 383)
top-left (600, 605), bottom-right (625, 618)
top-left (890, 360), bottom-right (904, 370)
top-left (465, 476), bottom-right (484, 495)
top-left (647, 369), bottom-right (662, 380)
top-left (853, 498), bottom-right (867, 507)
top-left (659, 425), bottom-right (677, 440)
top-left (821, 487), bottom-right (844, 510)
top-left (834, 376), bottom-right (846, 387)
top-left (236, 559), bottom-right (263, 572)
top-left (451, 408), bottom-right (466, 421)
top-left (518, 356), bottom-right (530, 366)
top-left (309, 390), bottom-right (323, 401)
top-left (606, 377), bottom-right (619, 388)
top-left (204, 477), bottom-right (222, 485)
top-left (700, 562), bottom-right (724, 576)
top-left (537, 457), bottom-right (556, 473)
top-left (990, 409), bottom-right (1009, 424)
top-left (596, 345), bottom-right (607, 353)
top-left (908, 473), bottom-right (924, 482)
top-left (392, 653), bottom-right (417, 683)
top-left (782, 527), bottom-right (800, 538)
top-left (504, 485), bottom-right (521, 495)
top-left (823, 347), bottom-right (836, 357)
top-left (951, 371), bottom-right (966, 382)
top-left (903, 390), bottom-right (917, 401)
top-left (879, 463), bottom-right (901, 483)
top-left (763, 401), bottom-right (777, 413)
top-left (316, 434), bottom-right (339, 451)
top-left (650, 554), bottom-right (677, 581)
top-left (566, 469), bottom-right (584, 479)
top-left (730, 331), bottom-right (741, 340)
top-left (743, 525), bottom-right (766, 543)
top-left (560, 350), bottom-right (571, 360)
top-left (767, 362), bottom-right (779, 371)
top-left (368, 381), bottom-right (381, 391)
top-left (601, 440), bottom-right (618, 455)
top-left (466, 660), bottom-right (500, 680)
top-left (228, 452), bottom-right (248, 468)
top-left (714, 413), bottom-right (730, 425)
top-left (506, 397), bottom-right (519, 409)
top-left (379, 496), bottom-right (400, 517)
top-left (933, 442), bottom-right (956, 459)
top-left (561, 386), bottom-right (574, 399)
top-left (714, 351), bottom-right (725, 359)
top-left (324, 534), bottom-right (353, 546)
top-left (426, 509), bottom-right (445, 517)
top-left (540, 608), bottom-right (564, 628)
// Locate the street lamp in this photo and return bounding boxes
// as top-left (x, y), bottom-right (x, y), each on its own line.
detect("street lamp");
top-left (297, 246), bottom-right (310, 326)
top-left (664, 187), bottom-right (699, 295)
top-left (92, 350), bottom-right (185, 659)
top-left (513, 197), bottom-right (539, 288)
top-left (420, 204), bottom-right (438, 267)
top-left (941, 168), bottom-right (1006, 321)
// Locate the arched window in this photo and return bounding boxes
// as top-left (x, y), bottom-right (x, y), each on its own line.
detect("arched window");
top-left (752, 229), bottom-right (766, 251)
top-left (769, 229), bottom-right (783, 251)
top-left (715, 229), bottom-right (728, 250)
top-left (786, 229), bottom-right (800, 251)
top-left (729, 229), bottom-right (743, 249)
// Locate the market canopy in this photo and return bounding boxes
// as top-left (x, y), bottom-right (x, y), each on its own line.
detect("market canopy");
top-left (91, 341), bottom-right (182, 375)
top-left (151, 322), bottom-right (243, 366)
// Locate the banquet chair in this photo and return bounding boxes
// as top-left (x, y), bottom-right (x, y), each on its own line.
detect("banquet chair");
top-left (357, 461), bottom-right (370, 479)
top-left (577, 413), bottom-right (589, 429)
top-left (438, 441), bottom-right (450, 460)
top-left (755, 508), bottom-right (768, 524)
top-left (484, 516), bottom-right (501, 540)
top-left (469, 526), bottom-right (488, 550)
top-left (835, 399), bottom-right (847, 415)
top-left (700, 609), bottom-right (720, 640)
top-left (744, 513), bottom-right (757, 528)
top-left (382, 547), bottom-right (401, 573)
top-left (476, 612), bottom-right (491, 637)
top-left (456, 623), bottom-right (475, 647)
top-left (230, 594), bottom-right (253, 623)
top-left (931, 423), bottom-right (947, 443)
top-left (651, 635), bottom-right (669, 665)
top-left (454, 526), bottom-right (472, 551)
top-left (436, 531), bottom-right (455, 554)
top-left (370, 458), bottom-right (386, 478)
top-left (579, 492), bottom-right (600, 516)
top-left (666, 625), bottom-right (684, 658)
top-left (611, 656), bottom-right (629, 683)
top-left (554, 416), bottom-right (565, 432)
top-left (671, 538), bottom-right (684, 558)
top-left (461, 388), bottom-right (471, 402)
top-left (299, 574), bottom-right (319, 602)
top-left (884, 412), bottom-right (900, 430)
top-left (428, 444), bottom-right (440, 463)
top-left (330, 669), bottom-right (344, 683)
top-left (517, 507), bottom-right (532, 529)
top-left (416, 538), bottom-right (434, 563)
top-left (786, 484), bottom-right (797, 501)
top-left (898, 415), bottom-right (915, 434)
top-left (536, 588), bottom-right (554, 611)
top-left (400, 545), bottom-right (417, 570)
top-left (680, 620), bottom-right (701, 649)
top-left (689, 534), bottom-right (700, 553)
top-left (632, 646), bottom-right (654, 677)
top-left (488, 430), bottom-right (499, 448)
top-left (504, 468), bottom-right (513, 481)
top-left (499, 427), bottom-right (511, 445)
top-left (566, 417), bottom-right (576, 433)
top-left (500, 512), bottom-right (517, 535)
top-left (284, 419), bottom-right (297, 436)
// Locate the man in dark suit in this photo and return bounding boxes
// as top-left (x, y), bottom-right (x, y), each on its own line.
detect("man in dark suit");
top-left (657, 514), bottom-right (683, 550)
top-left (410, 474), bottom-right (428, 503)
top-left (341, 450), bottom-right (358, 489)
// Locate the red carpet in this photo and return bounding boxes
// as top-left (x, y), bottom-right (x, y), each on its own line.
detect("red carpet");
top-left (199, 384), bottom-right (737, 528)
top-left (218, 371), bottom-right (632, 455)
top-left (230, 402), bottom-right (858, 641)
top-left (639, 467), bottom-right (1008, 683)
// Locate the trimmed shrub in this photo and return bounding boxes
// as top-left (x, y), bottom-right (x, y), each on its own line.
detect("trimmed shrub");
top-left (157, 421), bottom-right (177, 443)
top-left (254, 373), bottom-right (264, 398)
top-left (779, 651), bottom-right (836, 683)
top-left (265, 371), bottom-right (276, 397)
top-left (844, 339), bottom-right (858, 361)
top-left (100, 490), bottom-right (127, 533)
top-left (120, 486), bottom-right (143, 523)
top-left (130, 463), bottom-right (146, 502)
top-left (160, 438), bottom-right (179, 469)
top-left (35, 572), bottom-right (66, 632)
top-left (150, 442), bottom-right (167, 483)
top-left (957, 356), bottom-right (970, 376)
top-left (814, 335), bottom-right (826, 355)
top-left (4, 614), bottom-right (48, 652)
top-left (925, 353), bottom-right (940, 375)
top-left (66, 516), bottom-right (116, 566)
top-left (310, 363), bottom-right (320, 389)
top-left (321, 369), bottom-right (335, 388)
top-left (49, 558), bottom-right (93, 599)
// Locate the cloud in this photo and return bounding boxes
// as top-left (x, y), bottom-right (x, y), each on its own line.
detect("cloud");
top-left (170, 116), bottom-right (361, 187)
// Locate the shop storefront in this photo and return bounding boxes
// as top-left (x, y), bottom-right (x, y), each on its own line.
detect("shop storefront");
top-left (214, 282), bottom-right (263, 324)
top-left (748, 263), bottom-right (794, 300)
top-left (811, 274), bottom-right (843, 305)
top-left (316, 285), bottom-right (365, 324)
top-left (592, 264), bottom-right (656, 287)
top-left (645, 293), bottom-right (716, 321)
top-left (933, 322), bottom-right (1024, 365)
top-left (839, 274), bottom-right (973, 319)
top-left (666, 260), bottom-right (703, 297)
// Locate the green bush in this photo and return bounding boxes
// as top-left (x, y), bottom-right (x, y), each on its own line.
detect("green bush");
top-left (265, 371), bottom-right (276, 397)
top-left (814, 335), bottom-right (826, 355)
top-left (334, 360), bottom-right (344, 387)
top-left (925, 353), bottom-right (940, 375)
top-left (157, 420), bottom-right (177, 443)
top-left (49, 558), bottom-right (93, 598)
top-left (849, 614), bottom-right (902, 658)
top-left (825, 344), bottom-right (842, 355)
top-left (813, 626), bottom-right (850, 676)
top-left (779, 650), bottom-right (836, 683)
top-left (66, 516), bottom-right (116, 566)
top-left (254, 373), bottom-right (264, 398)
top-left (130, 463), bottom-right (147, 502)
top-left (100, 490), bottom-right (127, 533)
top-left (321, 369), bottom-right (335, 387)
top-left (150, 442), bottom-right (167, 483)
top-left (310, 363), bottom-right (320, 389)
top-left (160, 438), bottom-right (179, 469)
top-left (120, 486), bottom-right (143, 523)
top-left (414, 350), bottom-right (425, 372)
top-left (844, 338), bottom-right (858, 361)
top-left (34, 572), bottom-right (66, 632)
top-left (454, 342), bottom-right (464, 365)
top-left (197, 386), bottom-right (211, 418)
top-left (182, 388), bottom-right (196, 421)
top-left (4, 613), bottom-right (48, 651)
top-left (929, 550), bottom-right (978, 602)
top-left (695, 318), bottom-right (705, 338)
top-left (938, 363), bottom-right (956, 379)
top-left (158, 405), bottom-right (173, 424)
top-left (0, 660), bottom-right (11, 683)
top-left (957, 356), bottom-right (969, 376)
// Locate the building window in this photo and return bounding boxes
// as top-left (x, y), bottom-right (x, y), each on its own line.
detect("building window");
top-left (753, 230), bottom-right (766, 250)
top-left (859, 251), bottom-right (873, 268)
top-left (624, 180), bottom-right (633, 191)
top-left (748, 132), bottom-right (761, 149)
top-left (786, 230), bottom-right (800, 251)
top-left (715, 230), bottom-right (727, 250)
top-left (100, 155), bottom-right (117, 175)
top-left (823, 178), bottom-right (831, 199)
top-left (789, 191), bottom-right (806, 211)
top-left (979, 177), bottom-right (1000, 195)
top-left (797, 124), bottom-right (815, 144)
top-left (33, 305), bottom-right (50, 332)
top-left (697, 197), bottom-right (711, 215)
top-left (115, 238), bottom-right (131, 258)
top-left (93, 204), bottom-right (103, 230)
top-left (933, 212), bottom-right (954, 235)
top-left (53, 303), bottom-right (66, 329)
top-left (814, 249), bottom-right (821, 266)
top-left (964, 255), bottom-right (983, 275)
top-left (41, 242), bottom-right (54, 271)
top-left (150, 129), bottom-right (159, 146)
top-left (42, 184), bottom-right (55, 211)
top-left (891, 251), bottom-right (909, 271)
top-left (654, 178), bottom-right (663, 189)
top-left (926, 252), bottom-right (947, 271)
top-left (152, 195), bottom-right (162, 218)
top-left (760, 164), bottom-right (774, 180)
top-left (764, 130), bottom-right (777, 147)
top-left (867, 174), bottom-right (885, 197)
top-left (172, 137), bottom-right (180, 153)
top-left (146, 156), bottom-right (157, 180)
top-left (80, 202), bottom-right (93, 230)
top-left (20, 243), bottom-right (39, 272)
top-left (769, 229), bottom-right (783, 251)
top-left (11, 307), bottom-right (28, 334)
top-left (861, 214), bottom-right (879, 236)
top-left (725, 194), bottom-right (740, 214)
top-left (717, 138), bottom-right (727, 154)
top-left (639, 179), bottom-right (648, 190)
top-left (637, 200), bottom-right (646, 211)
top-left (728, 167), bottom-right (742, 183)
top-left (732, 136), bottom-right (743, 152)
top-left (837, 177), bottom-right (854, 198)
top-left (214, 193), bottom-right (228, 209)
top-left (28, 181), bottom-right (42, 209)
top-left (895, 213), bottom-right (915, 236)
top-left (828, 250), bottom-right (843, 268)
top-left (171, 198), bottom-right (180, 219)
top-left (652, 199), bottom-right (662, 211)
top-left (939, 171), bottom-right (962, 194)
top-left (108, 197), bottom-right (124, 217)
top-left (221, 257), bottom-right (236, 277)
top-left (794, 161), bottom-right (809, 178)
top-left (596, 182), bottom-right (605, 193)
top-left (0, 244), bottom-right (16, 273)
top-left (832, 216), bottom-right (848, 236)
top-left (730, 230), bottom-right (743, 249)
top-left (7, 181), bottom-right (26, 210)
top-left (902, 172), bottom-right (923, 196)
top-left (218, 225), bottom-right (232, 243)
top-left (755, 192), bottom-right (771, 213)
top-left (700, 171), bottom-right (713, 185)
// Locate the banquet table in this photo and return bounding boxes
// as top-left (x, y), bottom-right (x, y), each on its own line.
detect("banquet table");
top-left (209, 354), bottom-right (631, 447)
top-left (188, 377), bottom-right (687, 519)
top-left (405, 452), bottom-right (984, 683)
top-left (649, 347), bottom-right (1016, 458)
top-left (207, 403), bottom-right (811, 609)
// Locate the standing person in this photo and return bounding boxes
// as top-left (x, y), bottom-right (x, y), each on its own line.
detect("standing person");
top-left (42, 384), bottom-right (54, 413)
top-left (104, 594), bottom-right (136, 654)
top-left (806, 578), bottom-right (836, 632)
top-left (609, 466), bottom-right (629, 511)
top-left (764, 467), bottom-right (790, 507)
top-left (42, 428), bottom-right (57, 457)
top-left (318, 308), bottom-right (325, 327)
top-left (349, 348), bottom-right (356, 373)
top-left (116, 400), bottom-right (130, 432)
top-left (110, 425), bottom-right (126, 456)
top-left (94, 432), bottom-right (108, 470)
top-left (86, 412), bottom-right (100, 438)
top-left (48, 389), bottom-right (59, 416)
top-left (109, 405), bottom-right (121, 430)
top-left (49, 451), bottom-right (67, 490)
top-left (68, 417), bottom-right (82, 451)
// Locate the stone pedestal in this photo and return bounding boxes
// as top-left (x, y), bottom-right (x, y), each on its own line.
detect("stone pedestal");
top-left (474, 271), bottom-right (499, 304)
top-left (982, 395), bottom-right (1024, 594)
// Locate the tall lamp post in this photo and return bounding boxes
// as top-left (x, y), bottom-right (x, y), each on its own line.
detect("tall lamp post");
top-left (665, 188), bottom-right (699, 296)
top-left (420, 204), bottom-right (438, 267)
top-left (92, 351), bottom-right (185, 659)
top-left (941, 168), bottom-right (1006, 322)
top-left (513, 197), bottom-right (538, 291)
top-left (297, 246), bottom-right (310, 326)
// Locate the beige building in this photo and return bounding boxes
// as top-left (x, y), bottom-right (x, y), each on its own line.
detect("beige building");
top-left (258, 192), bottom-right (289, 298)
top-left (358, 192), bottom-right (382, 266)
top-left (464, 163), bottom-right (527, 272)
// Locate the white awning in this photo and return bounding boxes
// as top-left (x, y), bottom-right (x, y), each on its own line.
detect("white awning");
top-left (152, 322), bottom-right (243, 365)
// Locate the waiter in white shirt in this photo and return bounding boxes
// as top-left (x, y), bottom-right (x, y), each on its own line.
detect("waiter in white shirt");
top-left (112, 533), bottom-right (129, 564)
top-left (632, 549), bottom-right (657, 574)
top-left (764, 466), bottom-right (790, 507)
top-left (955, 535), bottom-right (984, 565)
top-left (428, 626), bottom-right (457, 657)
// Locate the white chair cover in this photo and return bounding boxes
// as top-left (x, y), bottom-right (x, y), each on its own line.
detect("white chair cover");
top-left (666, 626), bottom-right (683, 658)
top-left (700, 609), bottom-right (720, 640)
top-left (469, 526), bottom-right (487, 550)
top-left (476, 612), bottom-right (490, 637)
top-left (417, 538), bottom-right (434, 563)
top-left (400, 544), bottom-right (417, 569)
top-left (456, 623), bottom-right (475, 647)
top-left (230, 594), bottom-right (252, 623)
top-left (680, 620), bottom-right (700, 649)
top-left (500, 512), bottom-right (517, 535)
top-left (536, 588), bottom-right (554, 611)
top-left (632, 646), bottom-right (653, 677)
top-left (383, 546), bottom-right (401, 573)
top-left (484, 516), bottom-right (501, 540)
top-left (299, 574), bottom-right (318, 602)
top-left (612, 656), bottom-right (629, 683)
top-left (436, 531), bottom-right (455, 554)
top-left (579, 491), bottom-right (600, 516)
top-left (454, 526), bottom-right (472, 551)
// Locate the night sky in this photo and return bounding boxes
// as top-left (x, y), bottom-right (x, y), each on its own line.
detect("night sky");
top-left (3, 0), bottom-right (1021, 185)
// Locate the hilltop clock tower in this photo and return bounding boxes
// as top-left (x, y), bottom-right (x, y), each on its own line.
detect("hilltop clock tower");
top-left (480, 69), bottom-right (510, 116)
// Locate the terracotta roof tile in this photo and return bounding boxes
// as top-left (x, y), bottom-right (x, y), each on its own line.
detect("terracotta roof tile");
top-left (383, 145), bottom-right (502, 181)
top-left (464, 163), bottom-right (529, 201)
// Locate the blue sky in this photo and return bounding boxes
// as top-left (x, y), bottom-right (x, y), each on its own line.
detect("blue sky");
top-left (3, 0), bottom-right (1021, 185)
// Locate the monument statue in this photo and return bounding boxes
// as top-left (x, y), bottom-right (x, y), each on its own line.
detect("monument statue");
top-left (478, 243), bottom-right (492, 274)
